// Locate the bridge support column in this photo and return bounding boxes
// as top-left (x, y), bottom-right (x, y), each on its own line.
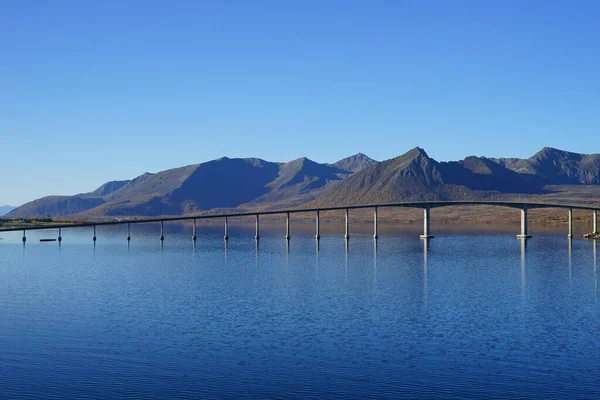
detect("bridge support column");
top-left (345, 208), bottom-right (350, 240)
top-left (160, 221), bottom-right (165, 241)
top-left (22, 230), bottom-right (26, 243)
top-left (58, 228), bottom-right (62, 242)
top-left (192, 219), bottom-right (197, 241)
top-left (420, 207), bottom-right (434, 239)
top-left (127, 223), bottom-right (131, 241)
top-left (315, 210), bottom-right (320, 240)
top-left (517, 208), bottom-right (532, 239)
top-left (255, 215), bottom-right (260, 240)
top-left (593, 210), bottom-right (598, 234)
top-left (568, 208), bottom-right (573, 238)
top-left (286, 212), bottom-right (290, 240)
top-left (373, 207), bottom-right (378, 239)
top-left (93, 225), bottom-right (96, 242)
top-left (224, 217), bottom-right (229, 240)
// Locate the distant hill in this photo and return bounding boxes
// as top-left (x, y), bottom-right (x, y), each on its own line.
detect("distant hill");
top-left (331, 153), bottom-right (377, 173)
top-left (492, 147), bottom-right (600, 185)
top-left (0, 205), bottom-right (16, 216)
top-left (7, 156), bottom-right (353, 218)
top-left (7, 147), bottom-right (600, 219)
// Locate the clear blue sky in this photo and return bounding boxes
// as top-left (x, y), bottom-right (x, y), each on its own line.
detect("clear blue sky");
top-left (2, 0), bottom-right (599, 205)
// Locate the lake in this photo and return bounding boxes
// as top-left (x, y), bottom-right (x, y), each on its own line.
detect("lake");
top-left (1, 222), bottom-right (599, 399)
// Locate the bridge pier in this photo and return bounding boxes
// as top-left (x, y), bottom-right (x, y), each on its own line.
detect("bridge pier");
top-left (93, 225), bottom-right (96, 242)
top-left (192, 219), bottom-right (197, 241)
top-left (373, 207), bottom-right (378, 239)
top-left (517, 208), bottom-right (532, 238)
top-left (593, 210), bottom-right (598, 234)
top-left (345, 208), bottom-right (350, 240)
top-left (420, 207), bottom-right (434, 239)
top-left (160, 221), bottom-right (164, 241)
top-left (127, 223), bottom-right (131, 241)
top-left (568, 208), bottom-right (573, 238)
top-left (22, 229), bottom-right (26, 243)
top-left (286, 212), bottom-right (290, 240)
top-left (224, 217), bottom-right (229, 240)
top-left (58, 228), bottom-right (62, 242)
top-left (315, 210), bottom-right (320, 240)
top-left (255, 214), bottom-right (260, 240)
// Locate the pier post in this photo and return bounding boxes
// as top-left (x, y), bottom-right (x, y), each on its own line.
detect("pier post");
top-left (192, 219), bottom-right (197, 241)
top-left (568, 208), bottom-right (573, 238)
top-left (517, 208), bottom-right (532, 238)
top-left (22, 229), bottom-right (26, 243)
top-left (315, 210), bottom-right (320, 240)
top-left (420, 207), bottom-right (434, 239)
top-left (127, 223), bottom-right (131, 241)
top-left (93, 225), bottom-right (97, 241)
top-left (58, 228), bottom-right (62, 242)
top-left (224, 217), bottom-right (229, 240)
top-left (160, 221), bottom-right (165, 241)
top-left (345, 208), bottom-right (350, 240)
top-left (594, 210), bottom-right (598, 234)
top-left (286, 212), bottom-right (290, 240)
top-left (373, 207), bottom-right (378, 239)
top-left (255, 214), bottom-right (260, 240)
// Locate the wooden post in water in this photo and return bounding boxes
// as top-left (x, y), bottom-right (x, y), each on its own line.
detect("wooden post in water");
top-left (22, 229), bottom-right (26, 243)
top-left (127, 223), bottom-right (131, 241)
top-left (224, 217), bottom-right (229, 240)
top-left (192, 219), bottom-right (197, 241)
top-left (93, 225), bottom-right (96, 242)
top-left (285, 212), bottom-right (290, 240)
top-left (160, 221), bottom-right (165, 241)
top-left (594, 210), bottom-right (598, 234)
top-left (315, 210), bottom-right (320, 240)
top-left (58, 228), bottom-right (62, 242)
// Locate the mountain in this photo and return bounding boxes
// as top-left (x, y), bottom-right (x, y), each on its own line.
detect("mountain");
top-left (309, 147), bottom-right (550, 207)
top-left (88, 180), bottom-right (130, 196)
top-left (332, 153), bottom-right (377, 173)
top-left (0, 205), bottom-right (16, 216)
top-left (7, 156), bottom-right (351, 218)
top-left (309, 148), bottom-right (450, 206)
top-left (494, 147), bottom-right (600, 185)
top-left (7, 147), bottom-right (600, 219)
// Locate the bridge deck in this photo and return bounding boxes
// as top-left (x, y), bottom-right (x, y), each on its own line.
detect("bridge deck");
top-left (1, 201), bottom-right (598, 233)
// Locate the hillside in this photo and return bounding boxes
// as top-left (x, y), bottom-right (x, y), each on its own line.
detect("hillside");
top-left (7, 147), bottom-right (600, 219)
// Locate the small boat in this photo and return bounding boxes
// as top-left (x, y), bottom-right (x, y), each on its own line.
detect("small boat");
top-left (40, 238), bottom-right (57, 242)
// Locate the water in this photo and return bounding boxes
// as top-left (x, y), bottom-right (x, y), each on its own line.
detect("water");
top-left (1, 223), bottom-right (599, 399)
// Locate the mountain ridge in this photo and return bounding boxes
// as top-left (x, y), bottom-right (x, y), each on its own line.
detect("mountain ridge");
top-left (7, 147), bottom-right (600, 219)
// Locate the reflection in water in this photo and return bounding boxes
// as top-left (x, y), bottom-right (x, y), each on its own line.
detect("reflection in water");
top-left (520, 239), bottom-right (527, 301)
top-left (568, 238), bottom-right (573, 281)
top-left (344, 239), bottom-right (349, 284)
top-left (594, 241), bottom-right (598, 298)
top-left (423, 238), bottom-right (429, 307)
top-left (373, 239), bottom-right (377, 284)
top-left (6, 230), bottom-right (600, 399)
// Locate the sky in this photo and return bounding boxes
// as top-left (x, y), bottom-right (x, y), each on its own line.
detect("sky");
top-left (2, 0), bottom-right (599, 205)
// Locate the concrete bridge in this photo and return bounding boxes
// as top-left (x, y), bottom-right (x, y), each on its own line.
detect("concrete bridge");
top-left (1, 201), bottom-right (599, 243)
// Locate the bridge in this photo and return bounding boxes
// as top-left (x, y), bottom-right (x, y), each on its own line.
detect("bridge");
top-left (1, 201), bottom-right (599, 243)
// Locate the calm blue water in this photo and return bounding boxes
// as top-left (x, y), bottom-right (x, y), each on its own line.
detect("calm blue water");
top-left (1, 223), bottom-right (599, 399)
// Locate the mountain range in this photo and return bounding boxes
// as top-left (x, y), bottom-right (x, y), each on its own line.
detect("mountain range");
top-left (0, 205), bottom-right (16, 216)
top-left (7, 147), bottom-right (600, 219)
